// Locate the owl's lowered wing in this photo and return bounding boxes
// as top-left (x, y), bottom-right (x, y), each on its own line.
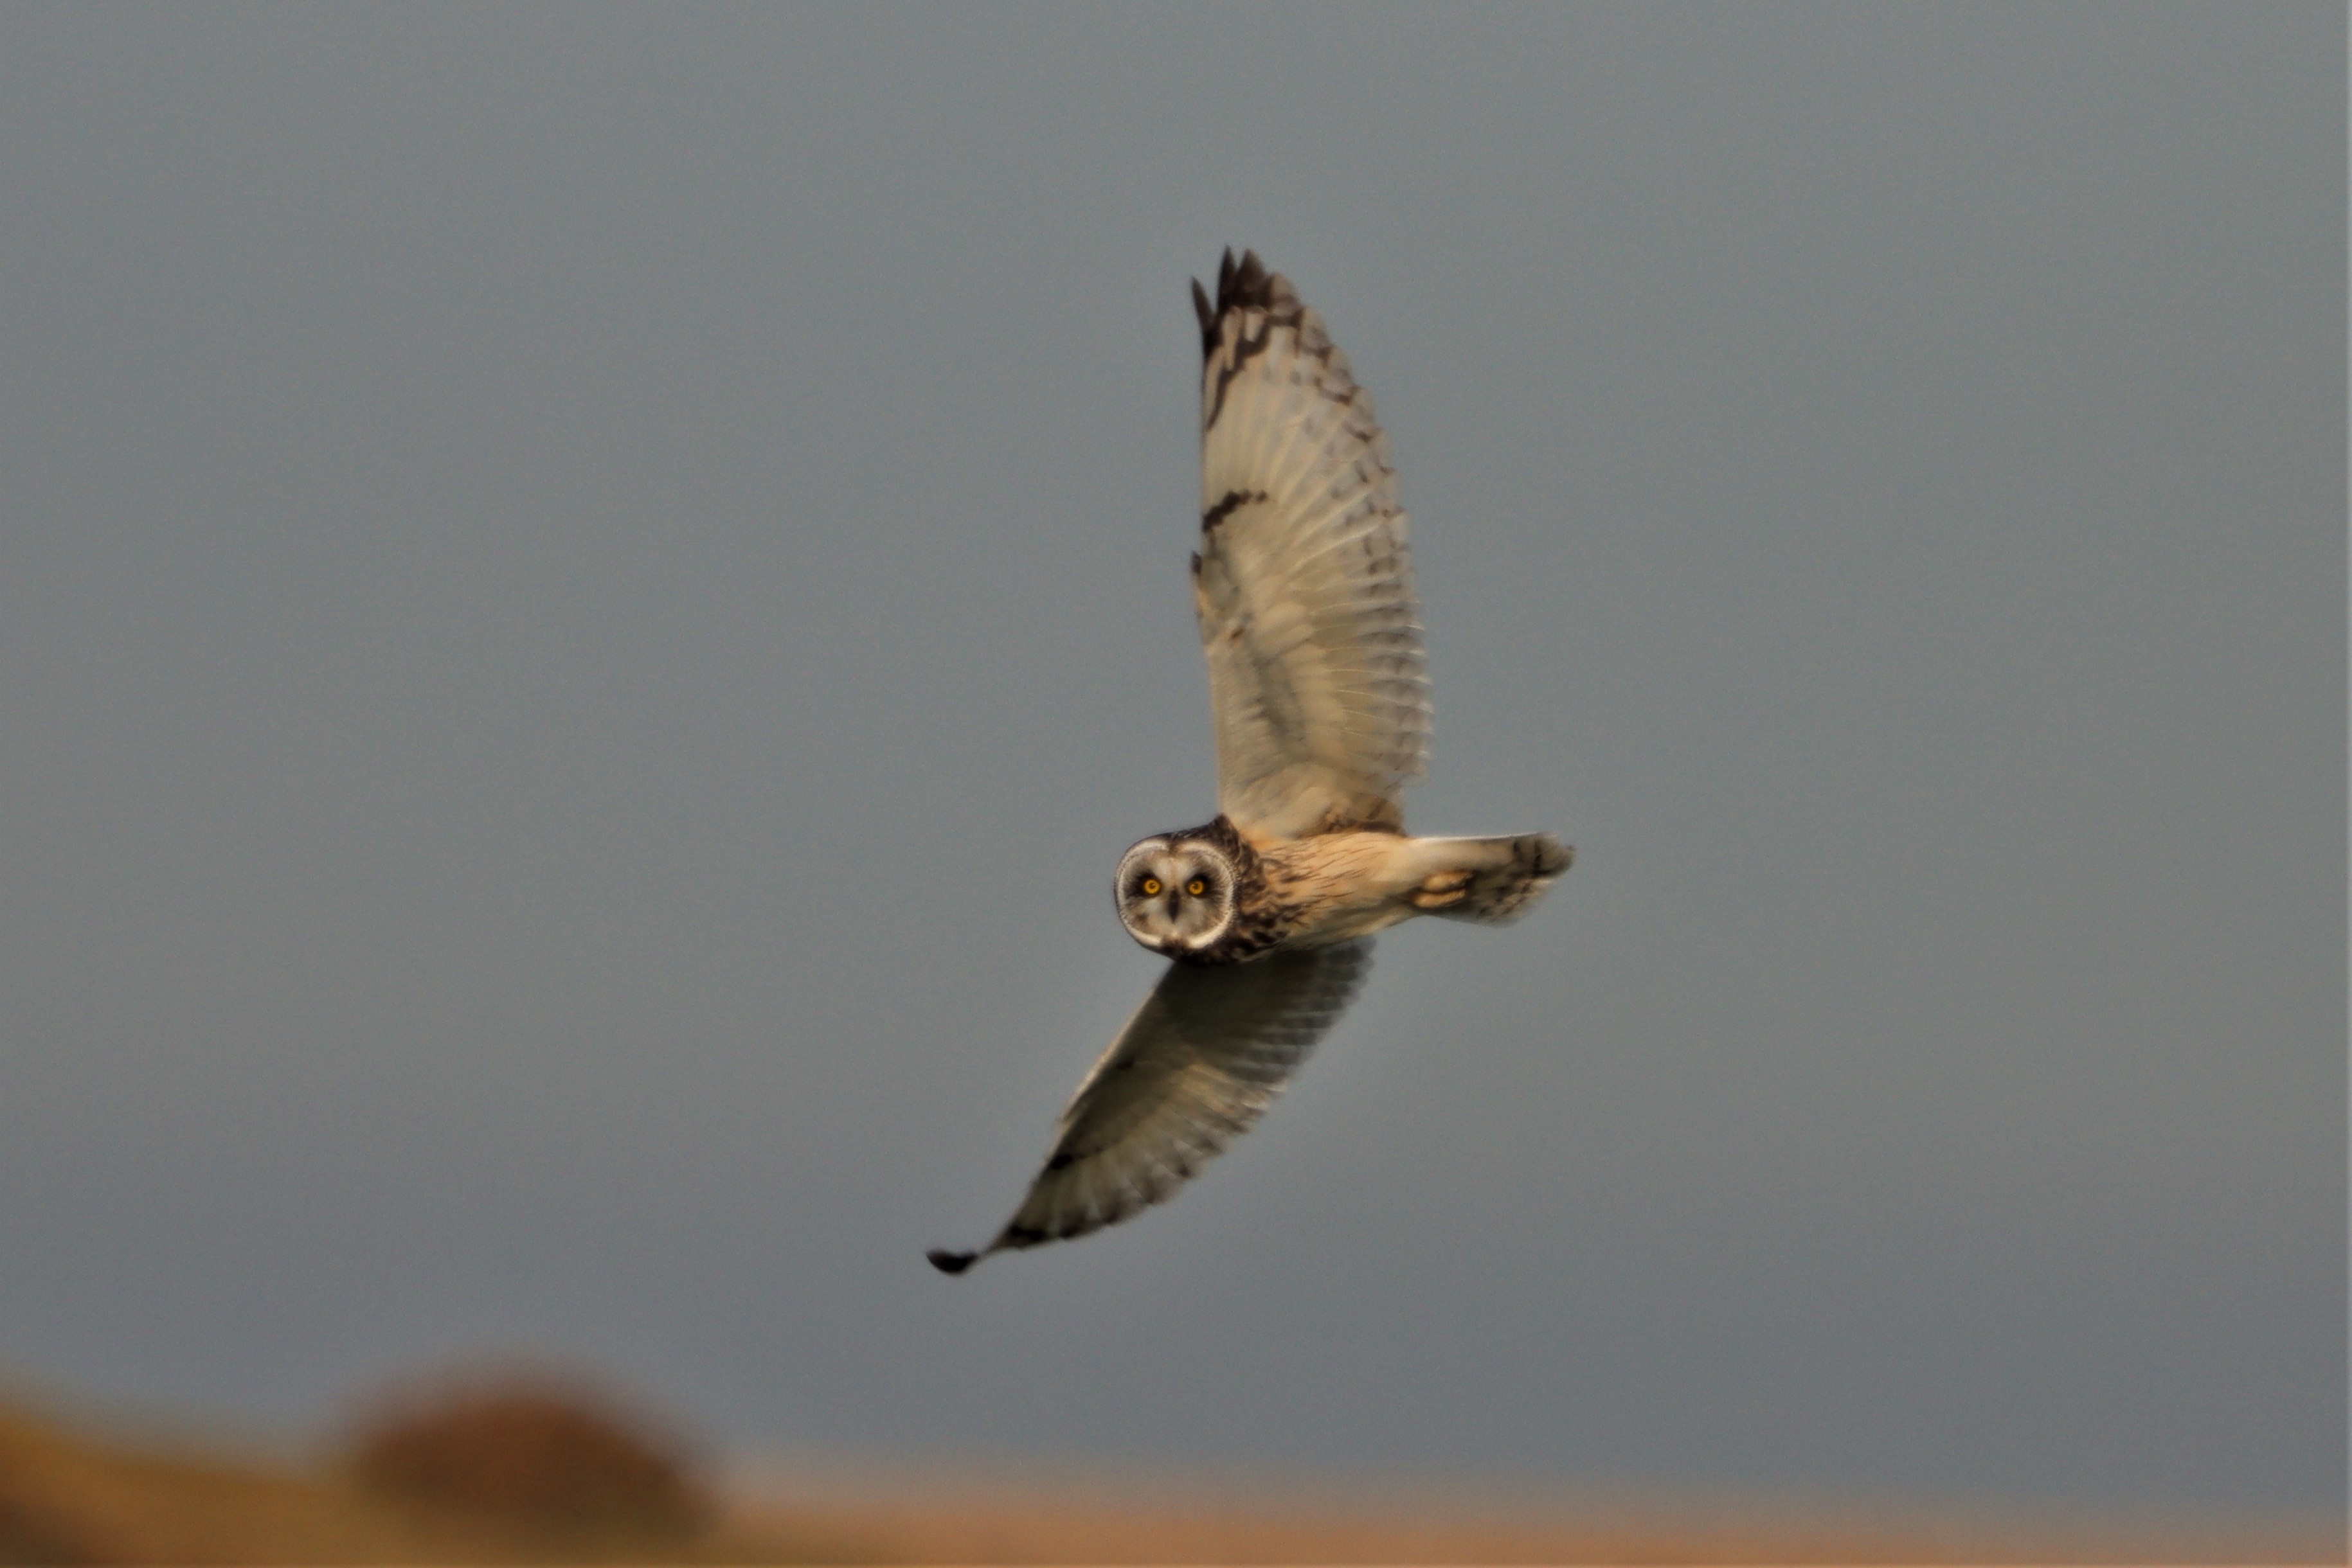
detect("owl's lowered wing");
top-left (1191, 250), bottom-right (1430, 843)
top-left (927, 940), bottom-right (1371, 1272)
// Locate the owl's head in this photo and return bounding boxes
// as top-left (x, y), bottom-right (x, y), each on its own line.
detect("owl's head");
top-left (1115, 834), bottom-right (1238, 956)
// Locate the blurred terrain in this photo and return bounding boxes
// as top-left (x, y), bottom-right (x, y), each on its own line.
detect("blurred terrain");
top-left (0, 1371), bottom-right (829, 1565)
top-left (0, 1371), bottom-right (2335, 1565)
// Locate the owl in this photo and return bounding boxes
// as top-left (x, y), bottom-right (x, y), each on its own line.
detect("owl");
top-left (928, 251), bottom-right (1570, 1274)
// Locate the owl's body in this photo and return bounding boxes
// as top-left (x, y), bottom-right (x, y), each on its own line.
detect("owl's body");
top-left (1123, 817), bottom-right (1570, 964)
top-left (929, 252), bottom-right (1570, 1274)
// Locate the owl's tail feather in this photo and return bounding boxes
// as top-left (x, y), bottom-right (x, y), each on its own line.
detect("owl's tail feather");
top-left (1410, 833), bottom-right (1572, 925)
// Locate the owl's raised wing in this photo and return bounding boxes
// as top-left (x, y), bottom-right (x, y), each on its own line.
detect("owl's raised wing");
top-left (926, 940), bottom-right (1371, 1272)
top-left (1190, 251), bottom-right (1430, 843)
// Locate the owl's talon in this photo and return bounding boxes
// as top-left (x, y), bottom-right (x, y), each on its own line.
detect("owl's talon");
top-left (1411, 869), bottom-right (1472, 911)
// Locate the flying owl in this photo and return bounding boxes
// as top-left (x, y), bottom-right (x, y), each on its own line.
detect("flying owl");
top-left (927, 251), bottom-right (1569, 1275)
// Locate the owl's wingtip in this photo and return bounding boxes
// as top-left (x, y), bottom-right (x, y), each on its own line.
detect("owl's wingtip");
top-left (1193, 248), bottom-right (1288, 360)
top-left (926, 1247), bottom-right (980, 1276)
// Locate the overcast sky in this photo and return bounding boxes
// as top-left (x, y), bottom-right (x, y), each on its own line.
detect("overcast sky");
top-left (0, 1), bottom-right (2340, 1522)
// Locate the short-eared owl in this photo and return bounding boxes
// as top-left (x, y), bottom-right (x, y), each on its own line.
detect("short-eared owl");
top-left (928, 251), bottom-right (1569, 1274)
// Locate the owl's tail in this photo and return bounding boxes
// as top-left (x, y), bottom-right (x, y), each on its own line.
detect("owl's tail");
top-left (1408, 833), bottom-right (1572, 925)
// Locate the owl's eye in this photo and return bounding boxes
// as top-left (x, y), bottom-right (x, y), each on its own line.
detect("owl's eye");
top-left (1186, 878), bottom-right (1208, 896)
top-left (1140, 877), bottom-right (1162, 897)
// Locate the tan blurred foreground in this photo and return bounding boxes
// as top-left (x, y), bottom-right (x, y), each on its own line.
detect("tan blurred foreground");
top-left (729, 1459), bottom-right (2340, 1566)
top-left (0, 1378), bottom-right (2335, 1565)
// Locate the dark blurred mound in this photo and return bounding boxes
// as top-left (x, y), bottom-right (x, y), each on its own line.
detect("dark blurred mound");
top-left (346, 1368), bottom-right (707, 1540)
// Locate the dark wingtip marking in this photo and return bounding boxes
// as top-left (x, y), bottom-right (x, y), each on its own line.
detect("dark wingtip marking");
top-left (1194, 248), bottom-right (1284, 360)
top-left (1191, 277), bottom-right (1217, 358)
top-left (1217, 249), bottom-right (1275, 317)
top-left (926, 1248), bottom-right (979, 1276)
top-left (1197, 249), bottom-right (1293, 427)
top-left (1045, 1150), bottom-right (1078, 1172)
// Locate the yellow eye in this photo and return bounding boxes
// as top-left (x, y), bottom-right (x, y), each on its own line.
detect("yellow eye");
top-left (1140, 877), bottom-right (1162, 896)
top-left (1186, 878), bottom-right (1207, 896)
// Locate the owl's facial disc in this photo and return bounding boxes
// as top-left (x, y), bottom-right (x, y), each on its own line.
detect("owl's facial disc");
top-left (1114, 837), bottom-right (1236, 955)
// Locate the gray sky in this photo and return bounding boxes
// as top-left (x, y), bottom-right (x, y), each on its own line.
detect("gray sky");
top-left (0, 1), bottom-right (2340, 1519)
